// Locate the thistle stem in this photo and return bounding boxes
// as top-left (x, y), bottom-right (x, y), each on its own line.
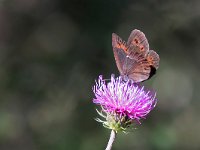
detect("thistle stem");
top-left (105, 130), bottom-right (116, 150)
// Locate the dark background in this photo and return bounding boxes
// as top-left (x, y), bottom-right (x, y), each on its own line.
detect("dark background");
top-left (0, 0), bottom-right (200, 150)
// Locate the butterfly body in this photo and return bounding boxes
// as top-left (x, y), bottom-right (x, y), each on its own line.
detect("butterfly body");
top-left (112, 29), bottom-right (160, 82)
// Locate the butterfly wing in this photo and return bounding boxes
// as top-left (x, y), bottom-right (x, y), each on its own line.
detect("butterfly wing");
top-left (126, 50), bottom-right (159, 82)
top-left (147, 50), bottom-right (160, 69)
top-left (112, 33), bottom-right (128, 75)
top-left (112, 33), bottom-right (129, 53)
top-left (125, 56), bottom-right (151, 82)
top-left (127, 29), bottom-right (149, 56)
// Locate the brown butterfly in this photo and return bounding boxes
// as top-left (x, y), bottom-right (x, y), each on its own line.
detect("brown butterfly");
top-left (112, 29), bottom-right (160, 82)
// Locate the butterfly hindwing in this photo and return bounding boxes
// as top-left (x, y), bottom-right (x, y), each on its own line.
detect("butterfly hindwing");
top-left (147, 50), bottom-right (160, 69)
top-left (126, 56), bottom-right (151, 82)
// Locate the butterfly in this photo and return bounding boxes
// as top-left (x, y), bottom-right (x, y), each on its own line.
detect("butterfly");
top-left (112, 29), bottom-right (160, 82)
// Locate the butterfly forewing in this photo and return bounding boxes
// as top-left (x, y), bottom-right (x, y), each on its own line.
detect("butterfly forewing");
top-left (112, 33), bottom-right (128, 75)
top-left (127, 29), bottom-right (149, 56)
top-left (112, 33), bottom-right (129, 54)
top-left (112, 48), bottom-right (127, 75)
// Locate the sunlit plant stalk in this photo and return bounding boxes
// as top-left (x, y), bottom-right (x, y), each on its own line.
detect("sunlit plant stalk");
top-left (105, 130), bottom-right (116, 150)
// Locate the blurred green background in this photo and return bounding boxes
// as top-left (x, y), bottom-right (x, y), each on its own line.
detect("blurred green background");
top-left (0, 0), bottom-right (200, 150)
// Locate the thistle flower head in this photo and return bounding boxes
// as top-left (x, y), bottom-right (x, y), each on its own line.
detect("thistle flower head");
top-left (93, 75), bottom-right (157, 132)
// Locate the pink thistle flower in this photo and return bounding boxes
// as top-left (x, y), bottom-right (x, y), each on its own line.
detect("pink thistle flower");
top-left (93, 75), bottom-right (157, 131)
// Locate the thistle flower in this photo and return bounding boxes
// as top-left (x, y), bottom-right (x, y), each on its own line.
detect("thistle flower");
top-left (93, 75), bottom-right (157, 132)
